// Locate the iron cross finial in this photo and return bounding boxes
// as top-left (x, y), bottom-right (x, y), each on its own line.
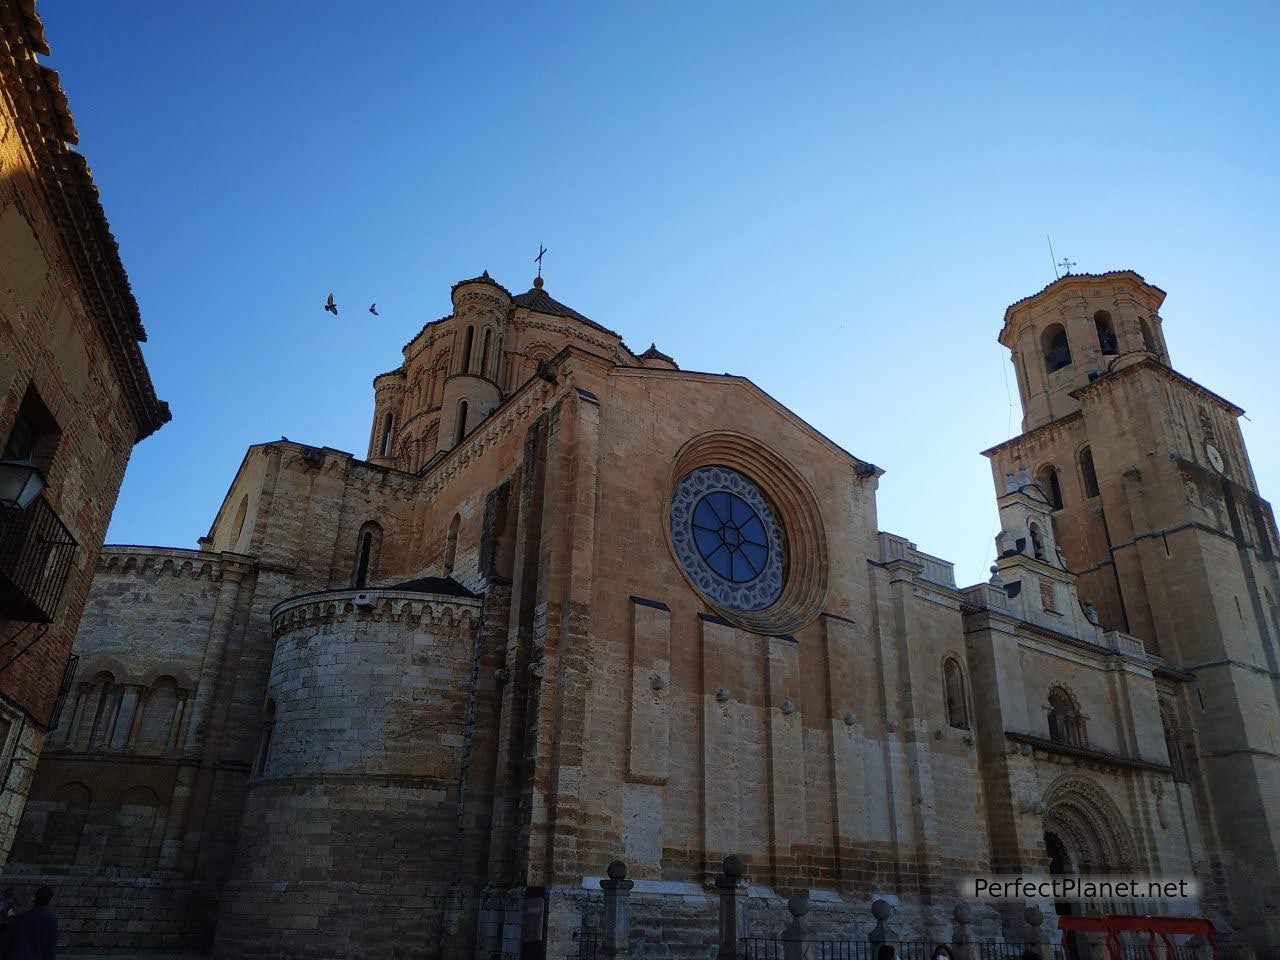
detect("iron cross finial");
top-left (1058, 257), bottom-right (1077, 275)
top-left (534, 244), bottom-right (548, 279)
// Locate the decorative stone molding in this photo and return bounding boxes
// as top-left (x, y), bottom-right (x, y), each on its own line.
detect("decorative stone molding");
top-left (97, 546), bottom-right (253, 583)
top-left (270, 588), bottom-right (482, 639)
top-left (666, 431), bottom-right (829, 636)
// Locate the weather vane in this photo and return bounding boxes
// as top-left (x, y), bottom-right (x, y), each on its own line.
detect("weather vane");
top-left (534, 244), bottom-right (548, 279)
top-left (1058, 257), bottom-right (1077, 275)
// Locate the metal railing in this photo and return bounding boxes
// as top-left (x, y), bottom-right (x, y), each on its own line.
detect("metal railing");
top-left (0, 495), bottom-right (78, 623)
top-left (742, 942), bottom-right (1067, 960)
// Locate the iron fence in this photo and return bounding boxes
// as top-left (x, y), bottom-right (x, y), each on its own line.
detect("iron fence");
top-left (742, 941), bottom-right (1067, 960)
top-left (0, 496), bottom-right (77, 624)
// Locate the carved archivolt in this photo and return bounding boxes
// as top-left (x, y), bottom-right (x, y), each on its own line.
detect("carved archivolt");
top-left (1042, 774), bottom-right (1138, 871)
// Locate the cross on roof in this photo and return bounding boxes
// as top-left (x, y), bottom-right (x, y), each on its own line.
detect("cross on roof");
top-left (534, 244), bottom-right (548, 279)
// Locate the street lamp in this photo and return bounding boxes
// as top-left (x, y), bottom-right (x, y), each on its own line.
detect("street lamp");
top-left (0, 458), bottom-right (47, 511)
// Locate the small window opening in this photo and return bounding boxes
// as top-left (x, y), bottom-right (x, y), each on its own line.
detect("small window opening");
top-left (3, 385), bottom-right (61, 472)
top-left (461, 326), bottom-right (475, 373)
top-left (1139, 318), bottom-right (1158, 354)
top-left (443, 513), bottom-right (460, 574)
top-left (355, 532), bottom-right (373, 588)
top-left (1094, 311), bottom-right (1118, 355)
top-left (480, 329), bottom-right (493, 378)
top-left (1080, 447), bottom-right (1100, 499)
top-left (454, 400), bottom-right (469, 445)
top-left (1042, 324), bottom-right (1072, 373)
top-left (944, 658), bottom-right (968, 730)
top-left (380, 412), bottom-right (394, 458)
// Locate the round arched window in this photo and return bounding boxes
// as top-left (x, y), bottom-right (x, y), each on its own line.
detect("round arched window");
top-left (669, 466), bottom-right (786, 611)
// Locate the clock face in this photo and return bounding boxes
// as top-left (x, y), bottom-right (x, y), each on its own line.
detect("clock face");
top-left (1206, 443), bottom-right (1225, 473)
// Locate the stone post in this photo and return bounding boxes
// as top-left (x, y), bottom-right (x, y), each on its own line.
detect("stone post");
top-left (716, 855), bottom-right (748, 960)
top-left (1023, 905), bottom-right (1045, 959)
top-left (951, 903), bottom-right (974, 960)
top-left (868, 899), bottom-right (898, 950)
top-left (600, 860), bottom-right (634, 959)
top-left (782, 894), bottom-right (809, 960)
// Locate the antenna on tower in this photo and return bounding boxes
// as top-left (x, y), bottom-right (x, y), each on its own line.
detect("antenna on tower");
top-left (1047, 235), bottom-right (1059, 279)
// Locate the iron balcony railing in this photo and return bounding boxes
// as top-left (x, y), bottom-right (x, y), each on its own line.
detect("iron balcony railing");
top-left (0, 495), bottom-right (78, 623)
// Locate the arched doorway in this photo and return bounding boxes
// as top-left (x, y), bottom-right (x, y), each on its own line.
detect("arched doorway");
top-left (1042, 776), bottom-right (1138, 919)
top-left (1045, 830), bottom-right (1083, 959)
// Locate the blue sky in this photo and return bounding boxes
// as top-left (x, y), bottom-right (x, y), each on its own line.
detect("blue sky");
top-left (40, 1), bottom-right (1278, 587)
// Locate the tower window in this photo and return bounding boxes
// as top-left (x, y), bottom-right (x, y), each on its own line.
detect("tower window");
top-left (1042, 324), bottom-right (1072, 373)
top-left (380, 412), bottom-right (394, 458)
top-left (1079, 447), bottom-right (1100, 499)
top-left (1037, 464), bottom-right (1063, 510)
top-left (1139, 318), bottom-right (1158, 354)
top-left (943, 658), bottom-right (968, 730)
top-left (443, 513), bottom-right (460, 574)
top-left (1029, 521), bottom-right (1047, 561)
top-left (480, 329), bottom-right (493, 378)
top-left (461, 326), bottom-right (475, 374)
top-left (1094, 311), bottom-right (1118, 356)
top-left (454, 400), bottom-right (469, 445)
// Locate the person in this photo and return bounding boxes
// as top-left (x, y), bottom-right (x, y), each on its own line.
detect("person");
top-left (0, 888), bottom-right (16, 949)
top-left (4, 885), bottom-right (56, 960)
top-left (933, 946), bottom-right (954, 960)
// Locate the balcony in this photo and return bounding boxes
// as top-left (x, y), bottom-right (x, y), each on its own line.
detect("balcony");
top-left (0, 495), bottom-right (78, 623)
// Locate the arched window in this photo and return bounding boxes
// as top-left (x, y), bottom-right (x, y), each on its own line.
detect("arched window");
top-left (443, 513), bottom-right (461, 574)
top-left (1048, 686), bottom-right (1086, 747)
top-left (454, 400), bottom-right (469, 445)
top-left (1139, 318), bottom-right (1158, 354)
top-left (353, 521), bottom-right (382, 588)
top-left (461, 326), bottom-right (475, 374)
top-left (380, 411), bottom-right (394, 458)
top-left (480, 328), bottom-right (493, 378)
top-left (255, 699), bottom-right (276, 776)
top-left (1029, 521), bottom-right (1047, 561)
top-left (1042, 324), bottom-right (1072, 372)
top-left (943, 658), bottom-right (968, 730)
top-left (1038, 464), bottom-right (1064, 510)
top-left (230, 494), bottom-right (249, 546)
top-left (1094, 311), bottom-right (1118, 355)
top-left (1079, 447), bottom-right (1100, 499)
top-left (1161, 701), bottom-right (1187, 781)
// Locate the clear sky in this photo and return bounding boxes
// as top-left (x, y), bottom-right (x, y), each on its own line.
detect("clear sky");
top-left (39, 1), bottom-right (1278, 587)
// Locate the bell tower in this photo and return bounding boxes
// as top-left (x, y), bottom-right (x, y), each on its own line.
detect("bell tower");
top-left (984, 270), bottom-right (1280, 947)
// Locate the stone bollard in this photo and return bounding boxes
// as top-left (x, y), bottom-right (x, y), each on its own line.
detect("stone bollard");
top-left (951, 903), bottom-right (974, 960)
top-left (868, 899), bottom-right (898, 949)
top-left (1023, 905), bottom-right (1045, 959)
top-left (782, 894), bottom-right (810, 960)
top-left (600, 860), bottom-right (634, 958)
top-left (716, 855), bottom-right (748, 960)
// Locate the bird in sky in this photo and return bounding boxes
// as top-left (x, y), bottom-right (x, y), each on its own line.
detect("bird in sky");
top-left (324, 292), bottom-right (338, 316)
top-left (368, 303), bottom-right (379, 316)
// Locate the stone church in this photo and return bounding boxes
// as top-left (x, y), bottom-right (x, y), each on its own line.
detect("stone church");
top-left (4, 269), bottom-right (1278, 958)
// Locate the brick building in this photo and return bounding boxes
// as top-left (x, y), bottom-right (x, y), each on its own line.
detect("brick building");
top-left (4, 264), bottom-right (1276, 958)
top-left (0, 3), bottom-right (167, 863)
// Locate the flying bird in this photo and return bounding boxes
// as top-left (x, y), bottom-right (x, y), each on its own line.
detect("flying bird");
top-left (368, 303), bottom-right (379, 316)
top-left (324, 293), bottom-right (338, 316)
